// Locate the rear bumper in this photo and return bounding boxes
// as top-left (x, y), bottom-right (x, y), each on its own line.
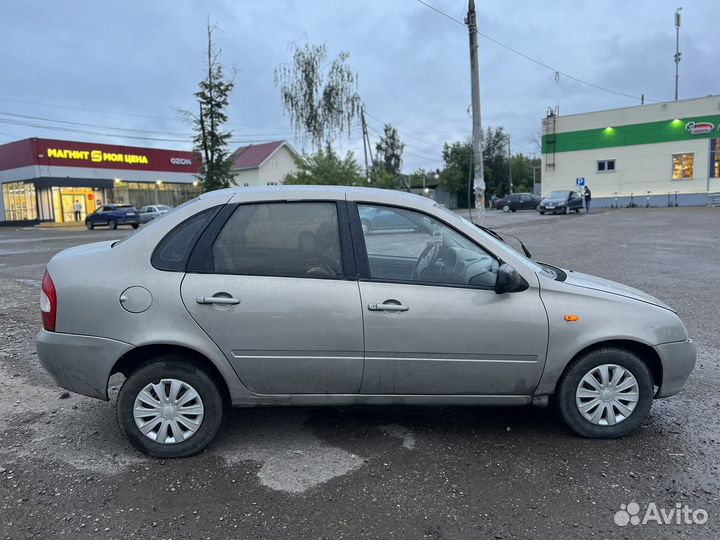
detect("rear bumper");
top-left (36, 330), bottom-right (133, 400)
top-left (654, 339), bottom-right (696, 398)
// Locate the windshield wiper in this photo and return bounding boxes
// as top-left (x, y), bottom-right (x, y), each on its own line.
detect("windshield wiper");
top-left (475, 224), bottom-right (533, 259)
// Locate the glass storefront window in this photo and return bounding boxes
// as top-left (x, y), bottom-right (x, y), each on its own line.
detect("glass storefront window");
top-left (109, 181), bottom-right (200, 209)
top-left (672, 153), bottom-right (694, 180)
top-left (2, 182), bottom-right (37, 221)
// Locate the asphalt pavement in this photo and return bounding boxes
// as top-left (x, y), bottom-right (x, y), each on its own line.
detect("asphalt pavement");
top-left (0, 208), bottom-right (719, 539)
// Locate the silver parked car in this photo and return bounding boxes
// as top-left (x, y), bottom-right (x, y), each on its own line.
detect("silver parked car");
top-left (37, 187), bottom-right (695, 457)
top-left (138, 204), bottom-right (172, 223)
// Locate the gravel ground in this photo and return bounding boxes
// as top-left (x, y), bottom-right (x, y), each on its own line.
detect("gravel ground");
top-left (0, 207), bottom-right (718, 539)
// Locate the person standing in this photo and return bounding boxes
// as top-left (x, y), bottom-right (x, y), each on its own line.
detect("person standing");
top-left (583, 186), bottom-right (592, 214)
top-left (73, 200), bottom-right (83, 221)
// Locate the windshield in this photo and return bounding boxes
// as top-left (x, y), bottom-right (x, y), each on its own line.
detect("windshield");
top-left (546, 191), bottom-right (569, 199)
top-left (432, 203), bottom-right (554, 277)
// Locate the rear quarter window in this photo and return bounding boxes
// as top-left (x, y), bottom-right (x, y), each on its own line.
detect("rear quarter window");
top-left (151, 206), bottom-right (222, 271)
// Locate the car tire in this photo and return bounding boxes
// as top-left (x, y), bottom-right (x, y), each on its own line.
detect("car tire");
top-left (574, 208), bottom-right (580, 213)
top-left (132, 223), bottom-right (139, 229)
top-left (85, 221), bottom-right (94, 230)
top-left (502, 205), bottom-right (510, 213)
top-left (539, 211), bottom-right (545, 215)
top-left (116, 356), bottom-right (225, 458)
top-left (108, 219), bottom-right (117, 230)
top-left (511, 209), bottom-right (517, 212)
top-left (556, 347), bottom-right (653, 438)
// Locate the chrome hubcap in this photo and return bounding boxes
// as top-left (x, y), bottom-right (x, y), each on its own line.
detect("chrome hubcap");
top-left (576, 364), bottom-right (639, 426)
top-left (133, 379), bottom-right (204, 444)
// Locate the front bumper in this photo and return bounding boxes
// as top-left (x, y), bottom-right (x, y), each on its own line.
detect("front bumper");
top-left (654, 339), bottom-right (696, 398)
top-left (36, 330), bottom-right (134, 400)
top-left (539, 206), bottom-right (566, 213)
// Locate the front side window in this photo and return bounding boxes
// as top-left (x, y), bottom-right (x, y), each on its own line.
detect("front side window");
top-left (212, 202), bottom-right (342, 278)
top-left (672, 153), bottom-right (694, 179)
top-left (358, 204), bottom-right (498, 288)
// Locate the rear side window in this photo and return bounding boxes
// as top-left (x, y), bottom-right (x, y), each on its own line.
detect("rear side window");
top-left (212, 202), bottom-right (342, 278)
top-left (152, 206), bottom-right (221, 271)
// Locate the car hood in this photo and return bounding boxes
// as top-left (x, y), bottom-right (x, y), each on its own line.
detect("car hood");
top-left (561, 270), bottom-right (674, 312)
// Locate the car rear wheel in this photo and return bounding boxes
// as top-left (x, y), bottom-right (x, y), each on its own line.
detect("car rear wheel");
top-left (108, 219), bottom-right (117, 230)
top-left (85, 221), bottom-right (94, 230)
top-left (502, 205), bottom-right (510, 213)
top-left (539, 211), bottom-right (545, 215)
top-left (557, 347), bottom-right (653, 438)
top-left (131, 223), bottom-right (139, 229)
top-left (116, 356), bottom-right (224, 458)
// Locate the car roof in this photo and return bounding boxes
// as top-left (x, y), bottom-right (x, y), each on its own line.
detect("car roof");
top-left (200, 185), bottom-right (437, 210)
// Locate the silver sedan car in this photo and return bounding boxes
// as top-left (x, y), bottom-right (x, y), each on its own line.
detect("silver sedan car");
top-left (138, 204), bottom-right (171, 223)
top-left (36, 186), bottom-right (696, 457)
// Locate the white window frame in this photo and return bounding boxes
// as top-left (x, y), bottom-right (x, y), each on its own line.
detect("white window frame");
top-left (597, 159), bottom-right (616, 173)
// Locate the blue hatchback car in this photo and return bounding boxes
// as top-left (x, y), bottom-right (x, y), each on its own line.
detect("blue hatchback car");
top-left (85, 204), bottom-right (140, 230)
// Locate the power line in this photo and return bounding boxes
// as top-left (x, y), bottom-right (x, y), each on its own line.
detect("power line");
top-left (0, 109), bottom-right (361, 146)
top-left (364, 111), bottom-right (440, 146)
top-left (413, 0), bottom-right (658, 102)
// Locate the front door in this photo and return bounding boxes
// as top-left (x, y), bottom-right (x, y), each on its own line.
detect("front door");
top-left (181, 201), bottom-right (364, 395)
top-left (355, 203), bottom-right (548, 395)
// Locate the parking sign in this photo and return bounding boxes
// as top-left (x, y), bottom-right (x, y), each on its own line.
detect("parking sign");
top-left (576, 177), bottom-right (585, 187)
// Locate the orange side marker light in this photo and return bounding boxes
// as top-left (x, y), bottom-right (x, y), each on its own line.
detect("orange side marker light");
top-left (564, 315), bottom-right (580, 322)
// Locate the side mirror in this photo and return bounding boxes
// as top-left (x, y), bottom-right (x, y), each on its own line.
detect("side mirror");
top-left (494, 263), bottom-right (529, 294)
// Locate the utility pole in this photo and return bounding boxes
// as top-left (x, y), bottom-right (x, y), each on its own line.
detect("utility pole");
top-left (674, 7), bottom-right (682, 101)
top-left (360, 107), bottom-right (373, 184)
top-left (466, 0), bottom-right (485, 222)
top-left (507, 134), bottom-right (513, 194)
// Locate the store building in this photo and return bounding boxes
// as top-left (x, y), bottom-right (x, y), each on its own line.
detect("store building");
top-left (541, 95), bottom-right (720, 207)
top-left (0, 137), bottom-right (201, 224)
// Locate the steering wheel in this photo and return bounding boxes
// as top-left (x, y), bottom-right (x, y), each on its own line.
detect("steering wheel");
top-left (412, 241), bottom-right (441, 280)
top-left (306, 254), bottom-right (341, 277)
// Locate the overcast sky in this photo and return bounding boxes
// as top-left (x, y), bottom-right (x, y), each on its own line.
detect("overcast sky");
top-left (2, 0), bottom-right (718, 172)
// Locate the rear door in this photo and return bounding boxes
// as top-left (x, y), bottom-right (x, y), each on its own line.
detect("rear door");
top-left (353, 203), bottom-right (548, 395)
top-left (180, 200), bottom-right (364, 395)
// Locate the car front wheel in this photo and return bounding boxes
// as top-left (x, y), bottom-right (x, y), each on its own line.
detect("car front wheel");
top-left (116, 356), bottom-right (225, 458)
top-left (85, 221), bottom-right (94, 230)
top-left (108, 219), bottom-right (117, 230)
top-left (557, 347), bottom-right (653, 438)
top-left (502, 205), bottom-right (510, 212)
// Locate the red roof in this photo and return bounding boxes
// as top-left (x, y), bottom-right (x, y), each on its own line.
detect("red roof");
top-left (231, 140), bottom-right (288, 170)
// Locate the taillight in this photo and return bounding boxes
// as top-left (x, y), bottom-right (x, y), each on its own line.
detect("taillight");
top-left (40, 271), bottom-right (57, 332)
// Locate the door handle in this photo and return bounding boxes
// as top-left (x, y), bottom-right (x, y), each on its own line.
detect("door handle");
top-left (196, 296), bottom-right (240, 305)
top-left (368, 302), bottom-right (409, 312)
